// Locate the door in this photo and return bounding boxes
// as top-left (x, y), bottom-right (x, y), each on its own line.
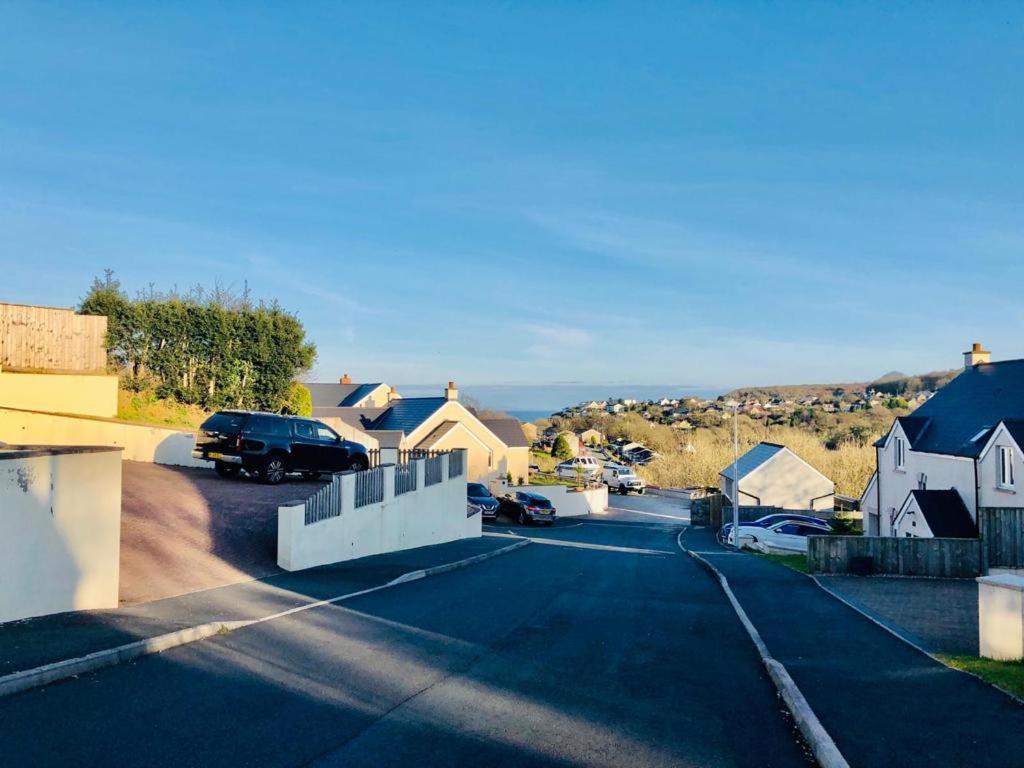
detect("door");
top-left (312, 423), bottom-right (348, 472)
top-left (290, 420), bottom-right (321, 470)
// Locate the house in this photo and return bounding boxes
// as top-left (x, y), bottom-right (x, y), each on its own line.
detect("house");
top-left (607, 403), bottom-right (625, 414)
top-left (555, 431), bottom-right (582, 457)
top-left (719, 442), bottom-right (834, 512)
top-left (308, 375), bottom-right (395, 413)
top-left (578, 428), bottom-right (604, 446)
top-left (311, 380), bottom-right (529, 483)
top-left (864, 343), bottom-right (1024, 538)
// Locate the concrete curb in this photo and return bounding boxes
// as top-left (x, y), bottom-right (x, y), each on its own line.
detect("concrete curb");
top-left (0, 539), bottom-right (531, 700)
top-left (678, 532), bottom-right (849, 768)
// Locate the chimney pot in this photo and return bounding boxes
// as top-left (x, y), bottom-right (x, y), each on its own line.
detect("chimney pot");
top-left (445, 381), bottom-right (458, 401)
top-left (340, 374), bottom-right (352, 385)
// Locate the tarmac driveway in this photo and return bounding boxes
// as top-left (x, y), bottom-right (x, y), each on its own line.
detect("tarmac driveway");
top-left (120, 461), bottom-right (328, 604)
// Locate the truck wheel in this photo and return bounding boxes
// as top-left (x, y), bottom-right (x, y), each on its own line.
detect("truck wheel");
top-left (517, 510), bottom-right (529, 526)
top-left (259, 455), bottom-right (288, 485)
top-left (215, 461), bottom-right (240, 479)
top-left (619, 484), bottom-right (628, 495)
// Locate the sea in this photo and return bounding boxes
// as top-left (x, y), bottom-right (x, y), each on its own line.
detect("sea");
top-left (396, 383), bottom-right (723, 423)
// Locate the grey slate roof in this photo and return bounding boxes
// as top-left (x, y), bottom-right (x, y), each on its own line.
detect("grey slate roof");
top-left (910, 489), bottom-right (977, 538)
top-left (368, 397), bottom-right (447, 434)
top-left (307, 382), bottom-right (361, 409)
top-left (881, 361), bottom-right (1024, 457)
top-left (481, 418), bottom-right (529, 448)
top-left (719, 442), bottom-right (784, 481)
top-left (416, 420), bottom-right (460, 449)
top-left (339, 383), bottom-right (383, 407)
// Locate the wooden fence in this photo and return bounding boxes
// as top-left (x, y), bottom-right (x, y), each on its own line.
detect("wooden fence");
top-left (979, 508), bottom-right (1024, 571)
top-left (807, 535), bottom-right (981, 578)
top-left (0, 303), bottom-right (107, 373)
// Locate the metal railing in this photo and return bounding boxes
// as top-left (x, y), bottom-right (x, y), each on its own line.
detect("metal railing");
top-left (399, 448), bottom-right (444, 464)
top-left (305, 474), bottom-right (344, 525)
top-left (355, 466), bottom-right (385, 508)
top-left (448, 449), bottom-right (465, 478)
top-left (395, 462), bottom-right (417, 496)
top-left (424, 454), bottom-right (443, 486)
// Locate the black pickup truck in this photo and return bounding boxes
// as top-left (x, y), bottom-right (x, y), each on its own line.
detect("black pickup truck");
top-left (193, 411), bottom-right (370, 484)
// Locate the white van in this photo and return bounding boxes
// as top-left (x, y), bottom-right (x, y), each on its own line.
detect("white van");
top-left (555, 455), bottom-right (601, 480)
top-left (602, 464), bottom-right (646, 495)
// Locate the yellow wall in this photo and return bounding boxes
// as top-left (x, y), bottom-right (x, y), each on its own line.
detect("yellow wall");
top-left (0, 371), bottom-right (118, 418)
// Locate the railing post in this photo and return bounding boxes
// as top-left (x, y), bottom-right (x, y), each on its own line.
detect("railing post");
top-left (414, 457), bottom-right (426, 491)
top-left (440, 452), bottom-right (450, 483)
top-left (382, 463), bottom-right (396, 504)
top-left (340, 471), bottom-right (356, 516)
top-left (276, 501), bottom-right (306, 571)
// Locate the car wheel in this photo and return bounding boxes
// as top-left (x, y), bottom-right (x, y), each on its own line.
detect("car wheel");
top-left (347, 455), bottom-right (369, 472)
top-left (259, 455), bottom-right (288, 485)
top-left (215, 461), bottom-right (240, 479)
top-left (301, 471), bottom-right (321, 481)
top-left (517, 510), bottom-right (529, 526)
top-left (619, 484), bottom-right (628, 495)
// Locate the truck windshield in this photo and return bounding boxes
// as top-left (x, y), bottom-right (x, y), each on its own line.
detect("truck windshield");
top-left (201, 412), bottom-right (246, 433)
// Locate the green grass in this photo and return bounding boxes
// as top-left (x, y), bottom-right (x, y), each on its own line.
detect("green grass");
top-left (117, 389), bottom-right (210, 430)
top-left (752, 551), bottom-right (810, 574)
top-left (938, 655), bottom-right (1024, 700)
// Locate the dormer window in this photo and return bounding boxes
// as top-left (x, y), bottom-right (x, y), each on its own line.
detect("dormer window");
top-left (998, 446), bottom-right (1015, 489)
top-left (894, 437), bottom-right (906, 471)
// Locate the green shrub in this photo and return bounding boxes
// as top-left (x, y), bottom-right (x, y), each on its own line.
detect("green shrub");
top-left (551, 435), bottom-right (573, 459)
top-left (280, 382), bottom-right (313, 416)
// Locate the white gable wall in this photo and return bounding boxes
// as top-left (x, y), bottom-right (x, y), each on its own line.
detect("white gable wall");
top-left (737, 449), bottom-right (834, 511)
top-left (978, 424), bottom-right (1024, 509)
top-left (892, 493), bottom-right (937, 538)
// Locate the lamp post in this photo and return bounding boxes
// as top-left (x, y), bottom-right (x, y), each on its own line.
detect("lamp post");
top-left (724, 399), bottom-right (741, 548)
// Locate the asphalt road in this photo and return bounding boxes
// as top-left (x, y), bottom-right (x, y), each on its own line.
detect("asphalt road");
top-left (1, 501), bottom-right (810, 767)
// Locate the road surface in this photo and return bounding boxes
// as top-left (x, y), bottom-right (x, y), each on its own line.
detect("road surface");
top-left (0, 495), bottom-right (810, 767)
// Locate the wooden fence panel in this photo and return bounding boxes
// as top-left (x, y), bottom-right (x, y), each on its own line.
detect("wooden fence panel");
top-left (0, 303), bottom-right (107, 373)
top-left (980, 508), bottom-right (1024, 570)
top-left (807, 535), bottom-right (981, 578)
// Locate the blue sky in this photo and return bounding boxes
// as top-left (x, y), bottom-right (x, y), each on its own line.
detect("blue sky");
top-left (1, 2), bottom-right (1022, 390)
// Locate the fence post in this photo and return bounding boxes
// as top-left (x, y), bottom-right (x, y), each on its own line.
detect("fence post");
top-left (414, 458), bottom-right (426, 492)
top-left (340, 471), bottom-right (356, 517)
top-left (382, 464), bottom-right (396, 505)
top-left (276, 501), bottom-right (306, 571)
top-left (440, 453), bottom-right (450, 484)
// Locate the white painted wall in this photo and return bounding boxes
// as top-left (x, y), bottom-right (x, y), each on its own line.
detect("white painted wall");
top-left (493, 482), bottom-right (608, 518)
top-left (978, 575), bottom-right (1024, 661)
top-left (736, 449), bottom-right (834, 511)
top-left (0, 407), bottom-right (203, 467)
top-left (278, 453), bottom-right (476, 572)
top-left (977, 424), bottom-right (1024, 509)
top-left (0, 447), bottom-right (122, 624)
top-left (876, 422), bottom-right (978, 536)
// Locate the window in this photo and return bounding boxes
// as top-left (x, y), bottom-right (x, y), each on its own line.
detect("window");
top-left (999, 446), bottom-right (1015, 489)
top-left (894, 437), bottom-right (906, 471)
top-left (315, 425), bottom-right (338, 442)
top-left (244, 415), bottom-right (291, 436)
top-left (294, 421), bottom-right (316, 439)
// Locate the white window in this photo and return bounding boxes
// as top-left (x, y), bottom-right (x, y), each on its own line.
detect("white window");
top-left (998, 446), bottom-right (1015, 489)
top-left (894, 437), bottom-right (906, 471)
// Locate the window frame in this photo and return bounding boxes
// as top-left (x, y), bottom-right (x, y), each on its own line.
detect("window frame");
top-left (998, 445), bottom-right (1015, 490)
top-left (893, 437), bottom-right (906, 471)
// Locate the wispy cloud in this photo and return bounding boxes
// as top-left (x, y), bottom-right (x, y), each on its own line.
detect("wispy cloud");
top-left (524, 323), bottom-right (594, 359)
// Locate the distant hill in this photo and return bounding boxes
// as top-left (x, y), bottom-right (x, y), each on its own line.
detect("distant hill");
top-left (725, 369), bottom-right (958, 403)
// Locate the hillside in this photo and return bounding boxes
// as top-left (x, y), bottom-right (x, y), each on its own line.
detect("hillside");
top-left (725, 369), bottom-right (958, 403)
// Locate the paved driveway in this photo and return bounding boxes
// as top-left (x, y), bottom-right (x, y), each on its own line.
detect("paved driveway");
top-left (121, 461), bottom-right (328, 604)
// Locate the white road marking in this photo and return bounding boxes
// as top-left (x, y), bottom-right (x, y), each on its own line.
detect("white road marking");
top-left (606, 506), bottom-right (691, 521)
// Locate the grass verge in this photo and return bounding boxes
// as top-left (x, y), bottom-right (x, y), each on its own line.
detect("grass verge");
top-left (117, 389), bottom-right (210, 430)
top-left (752, 551), bottom-right (810, 574)
top-left (938, 655), bottom-right (1024, 700)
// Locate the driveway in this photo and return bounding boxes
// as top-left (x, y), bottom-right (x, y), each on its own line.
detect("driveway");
top-left (120, 461), bottom-right (328, 604)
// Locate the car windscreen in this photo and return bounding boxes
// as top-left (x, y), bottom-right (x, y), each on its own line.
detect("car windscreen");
top-left (527, 497), bottom-right (552, 508)
top-left (467, 483), bottom-right (491, 497)
top-left (245, 415), bottom-right (292, 436)
top-left (201, 412), bottom-right (247, 433)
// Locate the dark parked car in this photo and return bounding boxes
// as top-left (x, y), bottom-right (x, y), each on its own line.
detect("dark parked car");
top-left (193, 410), bottom-right (370, 484)
top-left (467, 482), bottom-right (499, 521)
top-left (498, 490), bottom-right (556, 526)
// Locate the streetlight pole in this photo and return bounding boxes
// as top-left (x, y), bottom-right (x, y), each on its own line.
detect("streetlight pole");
top-left (725, 399), bottom-right (740, 548)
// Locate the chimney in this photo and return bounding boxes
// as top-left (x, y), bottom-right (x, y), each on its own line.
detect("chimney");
top-left (388, 385), bottom-right (398, 402)
top-left (964, 342), bottom-right (991, 368)
top-left (340, 374), bottom-right (352, 385)
top-left (444, 380), bottom-right (458, 401)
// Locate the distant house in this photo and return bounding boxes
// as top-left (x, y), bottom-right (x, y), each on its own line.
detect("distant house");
top-left (578, 428), bottom-right (604, 446)
top-left (607, 403), bottom-right (625, 414)
top-left (719, 442), bottom-right (834, 512)
top-left (308, 375), bottom-right (395, 413)
top-left (555, 431), bottom-right (582, 457)
top-left (864, 343), bottom-right (1024, 538)
top-left (310, 380), bottom-right (528, 483)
